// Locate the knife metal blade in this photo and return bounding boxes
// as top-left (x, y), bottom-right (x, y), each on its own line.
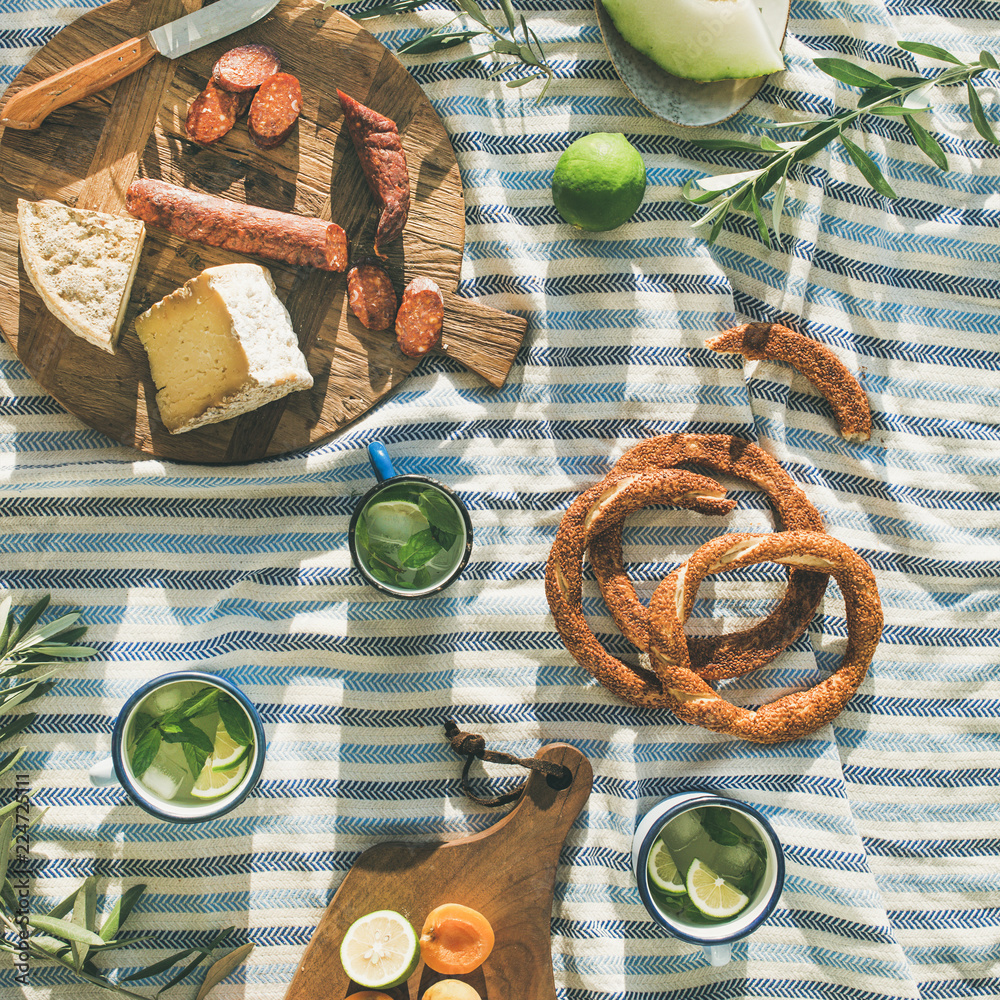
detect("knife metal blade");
top-left (149, 0), bottom-right (281, 60)
top-left (0, 0), bottom-right (282, 130)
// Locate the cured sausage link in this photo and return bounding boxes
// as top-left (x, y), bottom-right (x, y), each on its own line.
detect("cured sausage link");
top-left (337, 89), bottom-right (410, 256)
top-left (126, 179), bottom-right (348, 272)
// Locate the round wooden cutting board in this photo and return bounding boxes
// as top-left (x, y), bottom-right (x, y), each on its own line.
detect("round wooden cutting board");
top-left (0, 0), bottom-right (526, 463)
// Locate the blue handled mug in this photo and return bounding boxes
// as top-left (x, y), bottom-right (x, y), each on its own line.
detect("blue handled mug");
top-left (348, 441), bottom-right (473, 599)
top-left (89, 671), bottom-right (266, 823)
top-left (631, 791), bottom-right (785, 965)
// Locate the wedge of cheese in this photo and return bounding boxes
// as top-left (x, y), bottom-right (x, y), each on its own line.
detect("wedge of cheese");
top-left (17, 198), bottom-right (146, 354)
top-left (134, 263), bottom-right (313, 435)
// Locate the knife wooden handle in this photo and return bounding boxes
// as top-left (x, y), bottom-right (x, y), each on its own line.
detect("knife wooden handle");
top-left (0, 35), bottom-right (159, 130)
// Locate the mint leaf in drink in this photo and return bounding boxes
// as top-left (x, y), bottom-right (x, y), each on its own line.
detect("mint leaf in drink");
top-left (130, 728), bottom-right (161, 778)
top-left (130, 711), bottom-right (155, 743)
top-left (177, 686), bottom-right (219, 720)
top-left (418, 489), bottom-right (463, 536)
top-left (702, 808), bottom-right (742, 846)
top-left (182, 740), bottom-right (209, 780)
top-left (399, 528), bottom-right (443, 569)
top-left (217, 695), bottom-right (252, 748)
top-left (160, 719), bottom-right (214, 754)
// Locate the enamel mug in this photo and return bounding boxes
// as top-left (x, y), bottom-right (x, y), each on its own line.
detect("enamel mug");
top-left (348, 441), bottom-right (473, 599)
top-left (631, 791), bottom-right (785, 965)
top-left (89, 671), bottom-right (266, 823)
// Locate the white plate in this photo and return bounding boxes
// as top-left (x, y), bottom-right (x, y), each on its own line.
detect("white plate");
top-left (595, 0), bottom-right (791, 127)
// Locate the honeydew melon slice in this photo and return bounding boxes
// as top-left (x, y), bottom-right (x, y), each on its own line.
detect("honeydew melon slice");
top-left (600, 0), bottom-right (785, 83)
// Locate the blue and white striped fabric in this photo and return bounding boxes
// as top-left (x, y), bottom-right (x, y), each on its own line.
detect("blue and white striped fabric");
top-left (1, 0), bottom-right (998, 997)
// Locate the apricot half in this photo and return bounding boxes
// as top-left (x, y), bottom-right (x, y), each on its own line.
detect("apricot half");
top-left (418, 903), bottom-right (495, 975)
top-left (421, 981), bottom-right (483, 1000)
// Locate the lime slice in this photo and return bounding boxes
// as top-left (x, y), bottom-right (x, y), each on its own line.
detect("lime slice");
top-left (647, 838), bottom-right (686, 895)
top-left (190, 756), bottom-right (248, 801)
top-left (210, 719), bottom-right (251, 772)
top-left (685, 859), bottom-right (749, 919)
top-left (365, 501), bottom-right (429, 544)
top-left (340, 910), bottom-right (419, 989)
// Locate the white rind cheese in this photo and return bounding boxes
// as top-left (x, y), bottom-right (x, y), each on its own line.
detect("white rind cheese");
top-left (134, 263), bottom-right (314, 435)
top-left (17, 198), bottom-right (146, 354)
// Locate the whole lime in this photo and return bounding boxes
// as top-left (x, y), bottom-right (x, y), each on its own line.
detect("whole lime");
top-left (551, 132), bottom-right (647, 232)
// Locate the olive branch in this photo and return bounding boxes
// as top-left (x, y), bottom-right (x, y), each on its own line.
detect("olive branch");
top-left (326, 0), bottom-right (555, 98)
top-left (0, 594), bottom-right (252, 998)
top-left (684, 42), bottom-right (999, 246)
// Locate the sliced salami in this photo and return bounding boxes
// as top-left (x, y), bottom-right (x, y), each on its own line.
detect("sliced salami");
top-left (347, 261), bottom-right (398, 331)
top-left (249, 72), bottom-right (302, 149)
top-left (212, 44), bottom-right (282, 93)
top-left (395, 276), bottom-right (443, 358)
top-left (184, 80), bottom-right (240, 145)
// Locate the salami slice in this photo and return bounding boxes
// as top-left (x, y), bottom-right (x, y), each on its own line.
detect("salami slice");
top-left (337, 89), bottom-right (410, 256)
top-left (184, 80), bottom-right (240, 145)
top-left (395, 276), bottom-right (443, 358)
top-left (249, 72), bottom-right (302, 149)
top-left (212, 44), bottom-right (282, 93)
top-left (347, 261), bottom-right (397, 331)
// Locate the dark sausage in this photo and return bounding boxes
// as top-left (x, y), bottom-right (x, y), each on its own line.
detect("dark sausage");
top-left (347, 261), bottom-right (397, 331)
top-left (184, 80), bottom-right (240, 145)
top-left (125, 179), bottom-right (348, 272)
top-left (337, 89), bottom-right (410, 256)
top-left (212, 44), bottom-right (282, 93)
top-left (395, 276), bottom-right (443, 358)
top-left (248, 72), bottom-right (302, 149)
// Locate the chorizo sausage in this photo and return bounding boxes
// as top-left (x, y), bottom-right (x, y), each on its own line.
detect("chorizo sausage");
top-left (395, 276), bottom-right (443, 358)
top-left (337, 89), bottom-right (410, 256)
top-left (248, 72), bottom-right (302, 149)
top-left (184, 80), bottom-right (240, 145)
top-left (212, 44), bottom-right (282, 93)
top-left (347, 261), bottom-right (397, 331)
top-left (125, 179), bottom-right (348, 272)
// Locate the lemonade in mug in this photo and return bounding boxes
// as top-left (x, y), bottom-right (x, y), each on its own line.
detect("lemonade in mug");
top-left (91, 672), bottom-right (265, 822)
top-left (632, 792), bottom-right (784, 965)
top-left (126, 680), bottom-right (255, 804)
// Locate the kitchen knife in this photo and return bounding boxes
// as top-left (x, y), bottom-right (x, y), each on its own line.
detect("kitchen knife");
top-left (0, 0), bottom-right (282, 130)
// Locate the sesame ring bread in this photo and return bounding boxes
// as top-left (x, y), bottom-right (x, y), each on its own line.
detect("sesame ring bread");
top-left (544, 469), bottom-right (735, 709)
top-left (646, 531), bottom-right (882, 743)
top-left (706, 322), bottom-right (872, 442)
top-left (589, 433), bottom-right (829, 680)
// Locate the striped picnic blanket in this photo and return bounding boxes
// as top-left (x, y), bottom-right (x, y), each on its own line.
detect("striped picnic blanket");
top-left (1, 0), bottom-right (998, 997)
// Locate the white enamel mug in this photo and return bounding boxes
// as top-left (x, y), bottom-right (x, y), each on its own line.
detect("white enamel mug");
top-left (631, 791), bottom-right (785, 965)
top-left (89, 671), bottom-right (266, 823)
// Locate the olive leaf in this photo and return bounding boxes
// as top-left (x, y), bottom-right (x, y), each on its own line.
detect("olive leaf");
top-left (685, 44), bottom-right (999, 245)
top-left (905, 115), bottom-right (948, 169)
top-left (336, 0), bottom-right (555, 100)
top-left (196, 942), bottom-right (255, 1000)
top-left (100, 883), bottom-right (147, 942)
top-left (814, 57), bottom-right (889, 89)
top-left (398, 29), bottom-right (484, 54)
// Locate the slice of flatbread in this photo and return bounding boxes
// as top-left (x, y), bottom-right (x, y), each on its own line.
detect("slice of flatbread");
top-left (17, 198), bottom-right (145, 354)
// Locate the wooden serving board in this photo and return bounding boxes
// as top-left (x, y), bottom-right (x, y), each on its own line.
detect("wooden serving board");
top-left (0, 0), bottom-right (527, 463)
top-left (286, 743), bottom-right (593, 1000)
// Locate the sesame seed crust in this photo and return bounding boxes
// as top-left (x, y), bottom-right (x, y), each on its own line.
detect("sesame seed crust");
top-left (707, 322), bottom-right (872, 442)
